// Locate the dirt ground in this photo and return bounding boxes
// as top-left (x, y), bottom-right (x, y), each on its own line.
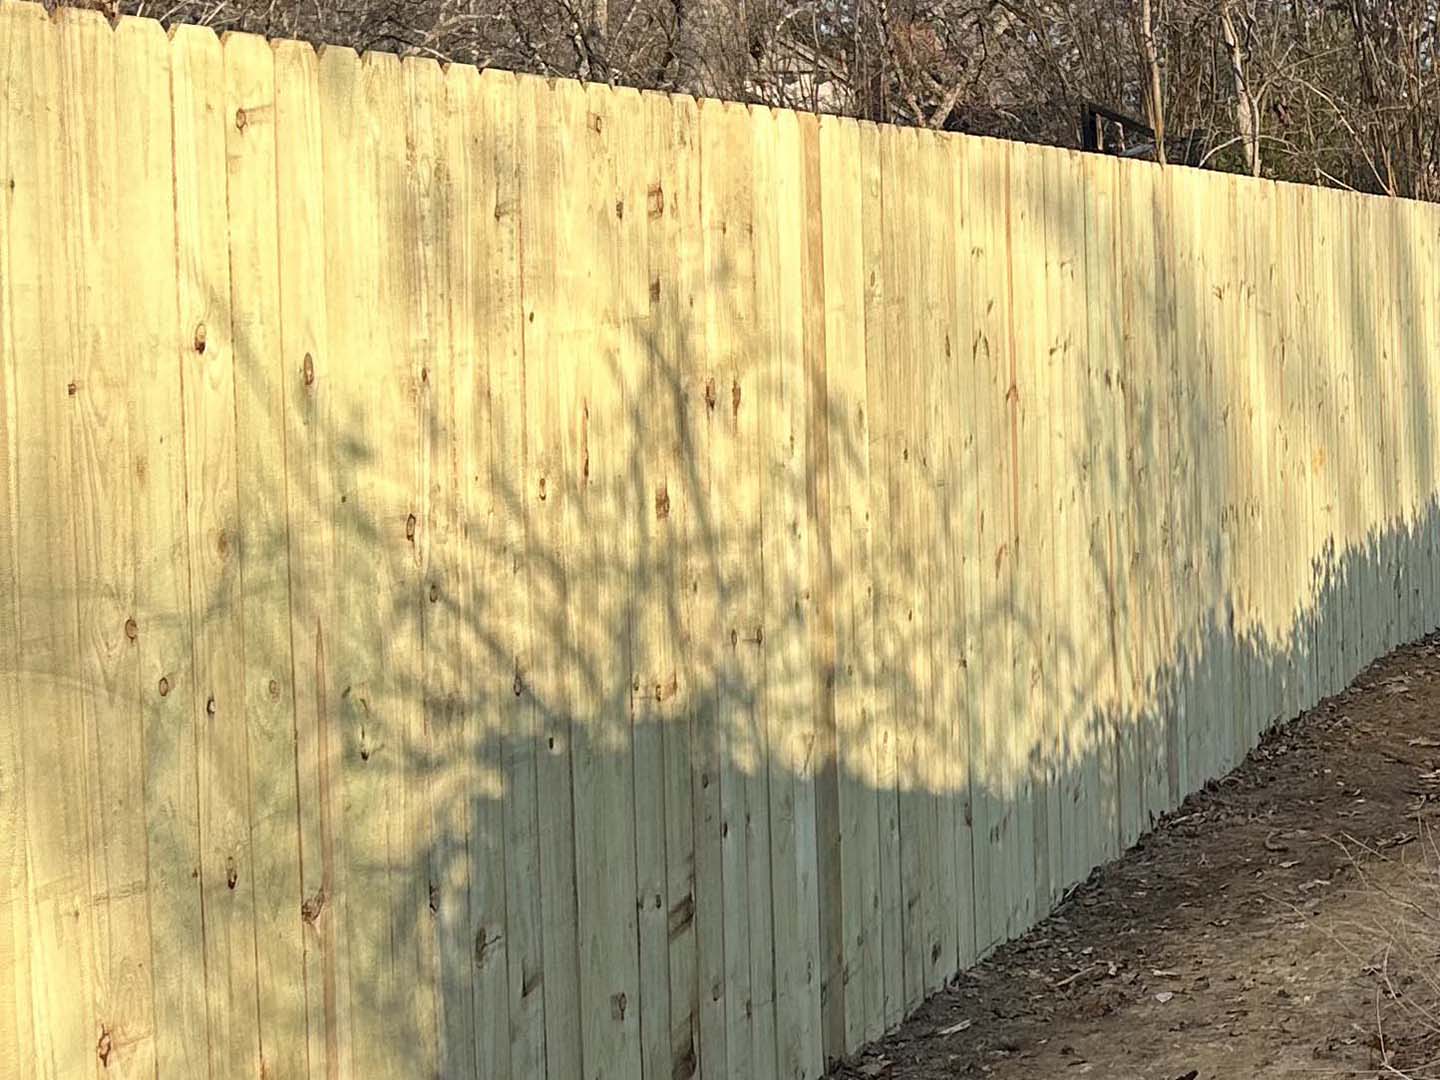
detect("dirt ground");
top-left (829, 637), bottom-right (1440, 1080)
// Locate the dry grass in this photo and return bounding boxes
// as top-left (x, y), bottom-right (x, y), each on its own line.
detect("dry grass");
top-left (1314, 823), bottom-right (1440, 1078)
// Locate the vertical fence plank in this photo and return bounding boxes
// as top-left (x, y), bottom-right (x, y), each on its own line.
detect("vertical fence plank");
top-left (517, 72), bottom-right (585, 1080)
top-left (699, 96), bottom-right (764, 1080)
top-left (0, 3), bottom-right (28, 1071)
top-left (745, 100), bottom-right (786, 1080)
top-left (0, 6), bottom-right (36, 1075)
top-left (1036, 146), bottom-right (1070, 905)
top-left (1006, 141), bottom-right (1046, 934)
top-left (1306, 182), bottom-right (1336, 702)
top-left (1417, 196), bottom-right (1440, 634)
top-left (1163, 164), bottom-right (1204, 800)
top-left (54, 11), bottom-right (162, 1078)
top-left (1048, 147), bottom-right (1095, 893)
top-left (802, 108), bottom-right (845, 1066)
top-left (645, 86), bottom-right (703, 1080)
top-left (1270, 180), bottom-right (1296, 732)
top-left (392, 55), bottom-right (446, 1075)
top-left (1257, 178), bottom-right (1280, 725)
top-left (112, 14), bottom-right (210, 1078)
top-left (929, 128), bottom-right (977, 974)
top-left (916, 129), bottom-right (960, 994)
top-left (1080, 150), bottom-right (1123, 872)
top-left (856, 118), bottom-right (904, 1036)
top-left (765, 104), bottom-right (825, 1080)
top-left (818, 113), bottom-right (882, 1056)
top-left (221, 31), bottom-right (310, 1079)
top-left (875, 122), bottom-right (925, 1016)
top-left (1289, 183), bottom-right (1324, 712)
top-left (957, 135), bottom-right (1014, 958)
top-left (398, 54), bottom-right (450, 1077)
top-left (631, 87), bottom-right (686, 1080)
top-left (629, 89), bottom-right (678, 1080)
top-left (684, 91), bottom-right (728, 1080)
top-left (172, 22), bottom-right (263, 1078)
top-left (1145, 159), bottom-right (1184, 818)
top-left (8, 7), bottom-right (104, 1072)
top-left (428, 61), bottom-right (481, 1080)
top-left (464, 66), bottom-right (539, 1080)
top-left (572, 79), bottom-right (645, 1080)
top-left (327, 44), bottom-right (402, 1078)
top-left (1333, 185), bottom-right (1360, 689)
top-left (454, 61), bottom-right (525, 1080)
top-left (315, 43), bottom-right (371, 1080)
top-left (273, 34), bottom-right (353, 1080)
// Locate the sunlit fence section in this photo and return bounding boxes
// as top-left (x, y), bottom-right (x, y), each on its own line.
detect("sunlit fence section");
top-left (3, 3), bottom-right (1439, 1077)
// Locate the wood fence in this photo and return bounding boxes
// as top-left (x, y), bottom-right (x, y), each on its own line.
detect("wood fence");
top-left (3, 3), bottom-right (1439, 1077)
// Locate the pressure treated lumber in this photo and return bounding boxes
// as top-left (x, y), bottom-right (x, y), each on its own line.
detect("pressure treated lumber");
top-left (5, 6), bottom-right (1440, 1078)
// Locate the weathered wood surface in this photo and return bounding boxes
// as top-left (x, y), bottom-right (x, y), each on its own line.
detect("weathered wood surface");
top-left (4, 4), bottom-right (1440, 1076)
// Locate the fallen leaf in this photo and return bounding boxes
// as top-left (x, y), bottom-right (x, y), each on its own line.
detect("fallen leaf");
top-left (1155, 991), bottom-right (1175, 1004)
top-left (937, 1018), bottom-right (973, 1036)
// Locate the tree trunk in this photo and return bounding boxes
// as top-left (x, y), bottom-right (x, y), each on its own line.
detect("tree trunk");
top-left (1138, 0), bottom-right (1166, 164)
top-left (1219, 0), bottom-right (1261, 176)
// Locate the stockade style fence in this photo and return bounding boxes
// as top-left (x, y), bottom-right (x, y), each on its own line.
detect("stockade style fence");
top-left (3, 2), bottom-right (1440, 1078)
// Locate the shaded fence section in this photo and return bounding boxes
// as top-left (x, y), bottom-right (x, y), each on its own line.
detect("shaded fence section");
top-left (3, 3), bottom-right (1439, 1077)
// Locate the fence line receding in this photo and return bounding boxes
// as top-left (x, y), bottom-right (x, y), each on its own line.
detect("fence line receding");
top-left (3, 3), bottom-right (1438, 1078)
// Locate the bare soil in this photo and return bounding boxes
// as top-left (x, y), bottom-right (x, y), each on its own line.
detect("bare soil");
top-left (828, 636), bottom-right (1440, 1080)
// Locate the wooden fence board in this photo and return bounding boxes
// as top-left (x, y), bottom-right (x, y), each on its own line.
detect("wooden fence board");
top-left (222, 31), bottom-right (310, 1079)
top-left (112, 15), bottom-right (209, 1077)
top-left (630, 86), bottom-right (679, 1080)
top-left (0, 5), bottom-right (27, 1073)
top-left (927, 128), bottom-right (977, 974)
top-left (957, 135), bottom-right (1014, 958)
top-left (16, 4), bottom-right (107, 1067)
top-left (647, 86), bottom-right (702, 1080)
top-left (1081, 150), bottom-right (1124, 870)
top-left (857, 118), bottom-right (904, 1035)
top-left (426, 59), bottom-right (481, 1080)
top-left (571, 79), bottom-right (644, 1080)
top-left (315, 43), bottom-right (370, 1080)
top-left (1006, 140), bottom-right (1046, 935)
top-left (817, 113), bottom-right (881, 1052)
top-left (918, 129), bottom-right (962, 992)
top-left (745, 100), bottom-right (784, 1080)
top-left (272, 33), bottom-right (352, 1080)
top-left (54, 12), bottom-right (160, 1078)
top-left (172, 23), bottom-right (263, 1077)
top-left (877, 122), bottom-right (926, 1015)
top-left (516, 72), bottom-right (584, 1080)
top-left (763, 104), bottom-right (825, 1080)
top-left (466, 65), bottom-right (541, 1080)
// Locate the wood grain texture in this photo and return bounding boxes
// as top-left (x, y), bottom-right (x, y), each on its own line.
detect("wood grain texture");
top-left (222, 31), bottom-right (310, 1080)
top-left (55, 11), bottom-right (158, 1078)
top-left (0, 6), bottom-right (27, 1073)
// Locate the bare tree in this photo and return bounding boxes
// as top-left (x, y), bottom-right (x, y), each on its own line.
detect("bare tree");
top-left (1218, 0), bottom-right (1261, 176)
